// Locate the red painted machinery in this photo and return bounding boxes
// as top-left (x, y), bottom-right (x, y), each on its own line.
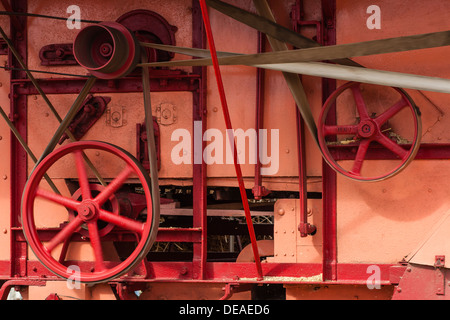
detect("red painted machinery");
top-left (1, 0), bottom-right (450, 300)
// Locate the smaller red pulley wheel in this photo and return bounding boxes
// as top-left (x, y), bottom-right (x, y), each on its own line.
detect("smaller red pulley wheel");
top-left (73, 22), bottom-right (140, 79)
top-left (318, 82), bottom-right (421, 182)
top-left (21, 141), bottom-right (158, 284)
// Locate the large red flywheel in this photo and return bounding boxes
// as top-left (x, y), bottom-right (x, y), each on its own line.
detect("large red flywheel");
top-left (21, 141), bottom-right (158, 284)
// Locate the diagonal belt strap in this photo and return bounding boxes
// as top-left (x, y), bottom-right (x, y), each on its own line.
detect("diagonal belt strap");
top-left (141, 30), bottom-right (450, 68)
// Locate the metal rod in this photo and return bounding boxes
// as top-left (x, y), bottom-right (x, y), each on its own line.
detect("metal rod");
top-left (292, 2), bottom-right (315, 237)
top-left (252, 31), bottom-right (268, 200)
top-left (199, 0), bottom-right (263, 280)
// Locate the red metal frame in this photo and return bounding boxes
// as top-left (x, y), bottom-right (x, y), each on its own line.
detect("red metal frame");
top-left (191, 0), bottom-right (208, 281)
top-left (3, 0), bottom-right (450, 299)
top-left (0, 0), bottom-right (359, 288)
top-left (321, 0), bottom-right (338, 282)
top-left (9, 0), bottom-right (28, 280)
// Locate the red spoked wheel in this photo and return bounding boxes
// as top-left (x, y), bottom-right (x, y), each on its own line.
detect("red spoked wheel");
top-left (21, 141), bottom-right (158, 284)
top-left (318, 82), bottom-right (422, 182)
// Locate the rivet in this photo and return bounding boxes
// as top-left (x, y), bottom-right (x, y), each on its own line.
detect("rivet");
top-left (180, 267), bottom-right (188, 275)
top-left (278, 208), bottom-right (285, 216)
top-left (2, 228), bottom-right (7, 234)
top-left (2, 175), bottom-right (7, 180)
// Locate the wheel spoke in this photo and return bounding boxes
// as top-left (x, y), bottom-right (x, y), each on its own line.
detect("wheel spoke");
top-left (98, 209), bottom-right (145, 235)
top-left (94, 165), bottom-right (134, 207)
top-left (58, 237), bottom-right (71, 263)
top-left (350, 139), bottom-right (371, 176)
top-left (74, 150), bottom-right (92, 200)
top-left (45, 216), bottom-right (84, 253)
top-left (36, 188), bottom-right (81, 211)
top-left (87, 221), bottom-right (105, 272)
top-left (376, 134), bottom-right (408, 159)
top-left (375, 98), bottom-right (408, 126)
top-left (351, 85), bottom-right (370, 121)
top-left (323, 124), bottom-right (358, 136)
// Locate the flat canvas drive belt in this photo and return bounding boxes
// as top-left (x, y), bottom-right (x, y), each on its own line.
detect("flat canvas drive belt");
top-left (139, 0), bottom-right (450, 145)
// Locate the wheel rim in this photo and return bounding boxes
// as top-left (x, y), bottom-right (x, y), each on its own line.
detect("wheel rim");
top-left (21, 141), bottom-right (156, 283)
top-left (318, 82), bottom-right (422, 182)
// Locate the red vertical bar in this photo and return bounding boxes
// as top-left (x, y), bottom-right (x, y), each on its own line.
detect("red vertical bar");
top-left (9, 0), bottom-right (28, 278)
top-left (321, 0), bottom-right (338, 281)
top-left (199, 0), bottom-right (263, 280)
top-left (292, 0), bottom-right (315, 238)
top-left (192, 0), bottom-right (208, 280)
top-left (252, 32), bottom-right (268, 200)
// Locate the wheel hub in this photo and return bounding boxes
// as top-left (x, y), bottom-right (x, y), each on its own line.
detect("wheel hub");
top-left (77, 201), bottom-right (98, 222)
top-left (358, 120), bottom-right (377, 139)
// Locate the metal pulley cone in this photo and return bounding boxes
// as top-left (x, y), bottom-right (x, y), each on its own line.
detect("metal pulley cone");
top-left (74, 21), bottom-right (140, 79)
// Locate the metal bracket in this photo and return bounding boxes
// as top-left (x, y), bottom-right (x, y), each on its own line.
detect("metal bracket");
top-left (291, 0), bottom-right (324, 45)
top-left (59, 95), bottom-right (111, 144)
top-left (220, 282), bottom-right (253, 300)
top-left (156, 103), bottom-right (177, 126)
top-left (137, 119), bottom-right (161, 171)
top-left (106, 105), bottom-right (127, 128)
top-left (435, 255), bottom-right (445, 295)
top-left (39, 43), bottom-right (77, 66)
top-left (0, 280), bottom-right (46, 300)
